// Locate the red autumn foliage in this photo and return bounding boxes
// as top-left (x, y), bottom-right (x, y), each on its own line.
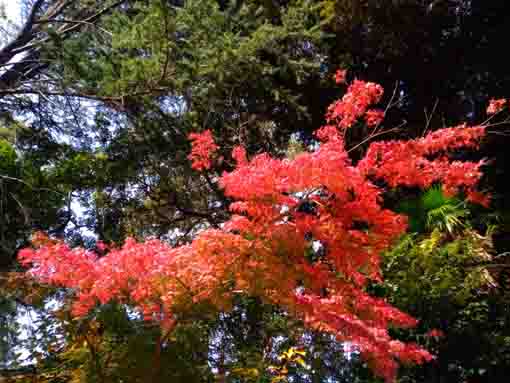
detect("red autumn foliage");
top-left (365, 109), bottom-right (385, 127)
top-left (486, 98), bottom-right (507, 115)
top-left (187, 129), bottom-right (218, 170)
top-left (18, 75), bottom-right (490, 381)
top-left (426, 329), bottom-right (445, 339)
top-left (326, 79), bottom-right (384, 130)
top-left (335, 69), bottom-right (347, 84)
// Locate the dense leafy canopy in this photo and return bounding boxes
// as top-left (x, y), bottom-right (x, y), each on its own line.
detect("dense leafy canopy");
top-left (1, 1), bottom-right (509, 382)
top-left (19, 76), bottom-right (490, 381)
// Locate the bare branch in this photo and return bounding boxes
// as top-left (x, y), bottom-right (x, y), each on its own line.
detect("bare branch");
top-left (0, 0), bottom-right (45, 64)
top-left (33, 18), bottom-right (113, 36)
top-left (0, 0), bottom-right (127, 98)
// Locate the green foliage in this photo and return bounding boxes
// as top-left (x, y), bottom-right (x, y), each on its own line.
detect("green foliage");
top-left (368, 189), bottom-right (510, 383)
top-left (383, 228), bottom-right (494, 307)
top-left (396, 186), bottom-right (467, 234)
top-left (0, 135), bottom-right (66, 270)
top-left (1, 1), bottom-right (510, 382)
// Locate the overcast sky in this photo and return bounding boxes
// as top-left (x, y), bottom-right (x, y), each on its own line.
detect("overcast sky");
top-left (1, 0), bottom-right (20, 22)
top-left (1, 0), bottom-right (20, 50)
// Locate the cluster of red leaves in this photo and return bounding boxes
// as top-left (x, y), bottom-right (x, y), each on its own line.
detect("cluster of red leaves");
top-left (19, 74), bottom-right (489, 382)
top-left (357, 123), bottom-right (489, 206)
top-left (334, 69), bottom-right (347, 84)
top-left (187, 130), bottom-right (219, 170)
top-left (426, 329), bottom-right (445, 339)
top-left (365, 109), bottom-right (385, 127)
top-left (326, 78), bottom-right (385, 130)
top-left (486, 98), bottom-right (507, 115)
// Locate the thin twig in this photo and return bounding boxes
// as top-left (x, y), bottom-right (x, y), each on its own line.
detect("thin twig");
top-left (348, 122), bottom-right (406, 154)
top-left (484, 117), bottom-right (510, 129)
top-left (367, 80), bottom-right (400, 138)
top-left (0, 174), bottom-right (66, 196)
top-left (33, 19), bottom-right (113, 36)
top-left (423, 98), bottom-right (439, 136)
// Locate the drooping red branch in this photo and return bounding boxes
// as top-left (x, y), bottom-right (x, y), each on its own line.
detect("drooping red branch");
top-left (19, 73), bottom-right (490, 381)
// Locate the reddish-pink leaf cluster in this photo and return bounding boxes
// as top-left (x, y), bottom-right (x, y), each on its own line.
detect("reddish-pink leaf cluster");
top-left (334, 69), bottom-right (347, 84)
top-left (365, 109), bottom-right (385, 127)
top-left (231, 145), bottom-right (248, 166)
top-left (19, 75), bottom-right (490, 382)
top-left (326, 79), bottom-right (384, 130)
top-left (187, 130), bottom-right (219, 170)
top-left (426, 329), bottom-right (445, 339)
top-left (486, 98), bottom-right (507, 115)
top-left (357, 123), bottom-right (489, 206)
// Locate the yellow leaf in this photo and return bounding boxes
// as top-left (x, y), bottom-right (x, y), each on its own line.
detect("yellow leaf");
top-left (294, 357), bottom-right (307, 368)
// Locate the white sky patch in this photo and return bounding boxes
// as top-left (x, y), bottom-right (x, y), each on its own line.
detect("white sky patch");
top-left (1, 0), bottom-right (24, 75)
top-left (0, 0), bottom-right (20, 26)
